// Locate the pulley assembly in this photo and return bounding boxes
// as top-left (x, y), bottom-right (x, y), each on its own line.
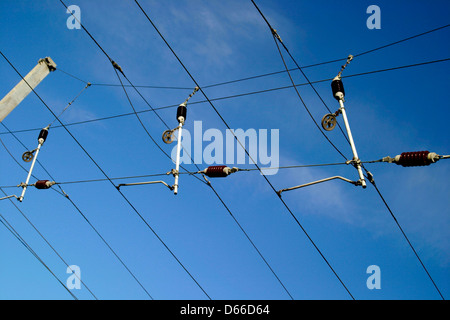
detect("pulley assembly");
top-left (117, 86), bottom-right (200, 195)
top-left (1, 127), bottom-right (57, 202)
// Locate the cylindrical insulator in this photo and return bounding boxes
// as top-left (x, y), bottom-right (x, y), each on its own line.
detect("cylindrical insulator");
top-left (331, 78), bottom-right (345, 101)
top-left (35, 180), bottom-right (53, 189)
top-left (397, 151), bottom-right (432, 167)
top-left (38, 128), bottom-right (49, 143)
top-left (204, 165), bottom-right (229, 178)
top-left (177, 104), bottom-right (187, 122)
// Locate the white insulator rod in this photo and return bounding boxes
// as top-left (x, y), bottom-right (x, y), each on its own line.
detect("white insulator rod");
top-left (19, 143), bottom-right (42, 202)
top-left (173, 121), bottom-right (184, 195)
top-left (339, 99), bottom-right (366, 188)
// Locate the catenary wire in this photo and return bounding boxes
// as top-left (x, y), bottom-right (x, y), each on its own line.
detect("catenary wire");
top-left (361, 165), bottom-right (445, 300)
top-left (0, 204), bottom-right (78, 300)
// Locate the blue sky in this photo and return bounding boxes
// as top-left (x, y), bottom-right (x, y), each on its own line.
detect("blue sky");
top-left (0, 0), bottom-right (449, 300)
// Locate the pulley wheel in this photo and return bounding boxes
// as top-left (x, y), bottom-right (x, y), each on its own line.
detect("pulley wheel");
top-left (162, 130), bottom-right (174, 144)
top-left (321, 114), bottom-right (337, 131)
top-left (22, 151), bottom-right (34, 162)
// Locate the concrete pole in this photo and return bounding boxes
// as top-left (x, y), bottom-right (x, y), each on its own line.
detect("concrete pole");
top-left (0, 57), bottom-right (56, 122)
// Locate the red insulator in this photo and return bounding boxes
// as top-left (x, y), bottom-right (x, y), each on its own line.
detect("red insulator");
top-left (398, 151), bottom-right (431, 167)
top-left (204, 165), bottom-right (229, 178)
top-left (35, 180), bottom-right (52, 189)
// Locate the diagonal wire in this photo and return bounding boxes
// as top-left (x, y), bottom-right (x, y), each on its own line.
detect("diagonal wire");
top-left (0, 187), bottom-right (97, 299)
top-left (0, 204), bottom-right (79, 300)
top-left (361, 165), bottom-right (445, 300)
top-left (109, 12), bottom-right (294, 299)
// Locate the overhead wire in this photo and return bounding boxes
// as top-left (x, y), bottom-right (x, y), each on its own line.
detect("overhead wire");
top-left (0, 206), bottom-right (79, 300)
top-left (269, 31), bottom-right (348, 159)
top-left (0, 187), bottom-right (97, 299)
top-left (47, 82), bottom-right (91, 128)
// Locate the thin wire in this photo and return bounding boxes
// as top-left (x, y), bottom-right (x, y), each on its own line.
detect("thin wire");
top-left (56, 68), bottom-right (193, 90)
top-left (0, 205), bottom-right (79, 300)
top-left (354, 24), bottom-right (450, 58)
top-left (0, 187), bottom-right (97, 299)
top-left (134, 0), bottom-right (355, 300)
top-left (48, 82), bottom-right (91, 128)
top-left (361, 166), bottom-right (445, 300)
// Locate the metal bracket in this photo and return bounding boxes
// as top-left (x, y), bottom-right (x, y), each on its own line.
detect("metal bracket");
top-left (0, 194), bottom-right (19, 201)
top-left (277, 176), bottom-right (361, 197)
top-left (116, 180), bottom-right (174, 191)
